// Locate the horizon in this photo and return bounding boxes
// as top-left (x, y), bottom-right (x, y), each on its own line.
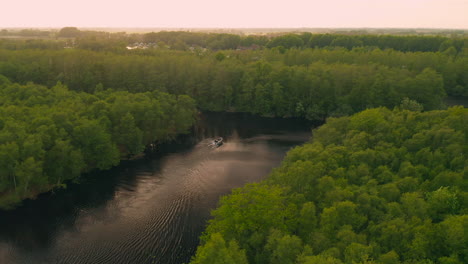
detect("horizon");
top-left (3, 27), bottom-right (468, 30)
top-left (2, 0), bottom-right (467, 29)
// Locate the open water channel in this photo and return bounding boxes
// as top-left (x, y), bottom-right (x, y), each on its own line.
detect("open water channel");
top-left (0, 113), bottom-right (313, 264)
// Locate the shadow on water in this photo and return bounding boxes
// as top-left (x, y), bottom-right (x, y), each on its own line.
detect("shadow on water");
top-left (0, 112), bottom-right (314, 264)
top-left (0, 158), bottom-right (160, 246)
top-left (445, 96), bottom-right (468, 107)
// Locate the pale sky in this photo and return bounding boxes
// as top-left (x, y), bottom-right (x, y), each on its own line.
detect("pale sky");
top-left (1, 0), bottom-right (467, 29)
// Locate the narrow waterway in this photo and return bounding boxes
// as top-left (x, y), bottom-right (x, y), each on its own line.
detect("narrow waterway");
top-left (0, 113), bottom-right (313, 264)
top-left (445, 96), bottom-right (468, 107)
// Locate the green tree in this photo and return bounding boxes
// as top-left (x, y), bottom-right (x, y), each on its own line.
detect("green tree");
top-left (0, 142), bottom-right (20, 192)
top-left (58, 27), bottom-right (81, 38)
top-left (399, 97), bottom-right (423, 112)
top-left (427, 187), bottom-right (461, 222)
top-left (113, 112), bottom-right (144, 156)
top-left (44, 140), bottom-right (84, 185)
top-left (344, 243), bottom-right (372, 264)
top-left (265, 229), bottom-right (303, 264)
top-left (379, 251), bottom-right (400, 264)
top-left (15, 157), bottom-right (44, 195)
top-left (300, 255), bottom-right (343, 264)
top-left (191, 233), bottom-right (248, 264)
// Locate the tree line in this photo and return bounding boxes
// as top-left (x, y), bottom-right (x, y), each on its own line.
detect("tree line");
top-left (0, 45), bottom-right (465, 121)
top-left (267, 33), bottom-right (466, 53)
top-left (0, 31), bottom-right (466, 261)
top-left (0, 32), bottom-right (465, 209)
top-left (1, 28), bottom-right (466, 54)
top-left (191, 106), bottom-right (467, 264)
top-left (54, 29), bottom-right (468, 54)
top-left (0, 76), bottom-right (197, 209)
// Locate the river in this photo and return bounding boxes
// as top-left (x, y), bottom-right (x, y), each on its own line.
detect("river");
top-left (0, 113), bottom-right (313, 264)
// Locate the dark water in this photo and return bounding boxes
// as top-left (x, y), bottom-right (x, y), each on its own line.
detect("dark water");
top-left (445, 96), bottom-right (468, 107)
top-left (0, 113), bottom-right (313, 264)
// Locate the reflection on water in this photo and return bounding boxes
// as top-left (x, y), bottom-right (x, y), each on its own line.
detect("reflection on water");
top-left (0, 113), bottom-right (313, 264)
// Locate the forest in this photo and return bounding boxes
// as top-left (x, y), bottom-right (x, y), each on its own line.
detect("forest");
top-left (191, 107), bottom-right (467, 264)
top-left (1, 28), bottom-right (467, 52)
top-left (0, 76), bottom-right (196, 209)
top-left (0, 30), bottom-right (466, 262)
top-left (0, 32), bottom-right (467, 121)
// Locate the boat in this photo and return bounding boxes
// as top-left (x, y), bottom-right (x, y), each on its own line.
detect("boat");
top-left (211, 137), bottom-right (223, 147)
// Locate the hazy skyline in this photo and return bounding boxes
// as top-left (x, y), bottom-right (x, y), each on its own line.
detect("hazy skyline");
top-left (2, 0), bottom-right (468, 29)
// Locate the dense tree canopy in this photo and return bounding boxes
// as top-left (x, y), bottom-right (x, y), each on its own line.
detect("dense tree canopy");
top-left (0, 43), bottom-right (465, 121)
top-left (57, 27), bottom-right (82, 38)
top-left (0, 31), bottom-right (466, 224)
top-left (0, 78), bottom-right (197, 209)
top-left (1, 28), bottom-right (466, 53)
top-left (192, 107), bottom-right (467, 264)
top-left (0, 30), bottom-right (466, 262)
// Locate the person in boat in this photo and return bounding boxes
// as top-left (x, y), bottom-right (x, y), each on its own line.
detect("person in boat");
top-left (212, 137), bottom-right (223, 146)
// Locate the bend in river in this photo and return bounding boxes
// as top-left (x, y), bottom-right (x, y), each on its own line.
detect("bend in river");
top-left (0, 113), bottom-right (314, 264)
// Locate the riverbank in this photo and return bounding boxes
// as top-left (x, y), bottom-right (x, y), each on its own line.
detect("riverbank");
top-left (191, 107), bottom-right (468, 264)
top-left (0, 81), bottom-right (198, 210)
top-left (0, 112), bottom-right (313, 264)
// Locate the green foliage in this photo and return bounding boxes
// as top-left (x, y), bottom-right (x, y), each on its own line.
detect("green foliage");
top-left (378, 251), bottom-right (400, 264)
top-left (267, 34), bottom-right (304, 49)
top-left (1, 38), bottom-right (465, 120)
top-left (214, 52), bottom-right (226, 61)
top-left (399, 97), bottom-right (423, 112)
top-left (203, 183), bottom-right (296, 260)
top-left (427, 187), bottom-right (461, 222)
top-left (0, 82), bottom-right (197, 209)
top-left (112, 112), bottom-right (144, 155)
top-left (191, 107), bottom-right (467, 264)
top-left (190, 233), bottom-right (248, 264)
top-left (137, 31), bottom-right (466, 54)
top-left (300, 255), bottom-right (344, 264)
top-left (264, 229), bottom-right (303, 264)
top-left (57, 27), bottom-right (81, 38)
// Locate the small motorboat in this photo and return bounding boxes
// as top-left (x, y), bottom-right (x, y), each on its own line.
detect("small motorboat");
top-left (211, 137), bottom-right (223, 147)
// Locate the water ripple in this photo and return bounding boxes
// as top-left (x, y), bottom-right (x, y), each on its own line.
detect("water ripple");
top-left (0, 113), bottom-right (311, 264)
